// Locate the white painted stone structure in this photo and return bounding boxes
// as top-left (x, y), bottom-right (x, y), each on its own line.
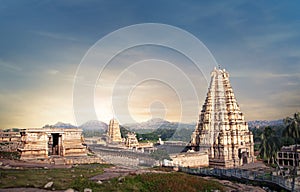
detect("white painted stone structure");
top-left (190, 67), bottom-right (254, 167)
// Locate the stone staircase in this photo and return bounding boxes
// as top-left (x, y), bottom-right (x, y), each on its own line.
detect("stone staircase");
top-left (50, 156), bottom-right (66, 165)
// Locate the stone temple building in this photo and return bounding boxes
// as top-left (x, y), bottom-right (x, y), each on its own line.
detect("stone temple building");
top-left (190, 67), bottom-right (254, 168)
top-left (107, 118), bottom-right (122, 143)
top-left (18, 128), bottom-right (87, 160)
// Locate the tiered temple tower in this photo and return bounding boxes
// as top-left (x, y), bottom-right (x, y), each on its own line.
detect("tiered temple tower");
top-left (107, 118), bottom-right (122, 143)
top-left (190, 67), bottom-right (254, 167)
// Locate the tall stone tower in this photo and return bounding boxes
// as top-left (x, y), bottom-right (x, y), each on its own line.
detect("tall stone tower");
top-left (107, 118), bottom-right (122, 143)
top-left (191, 67), bottom-right (254, 167)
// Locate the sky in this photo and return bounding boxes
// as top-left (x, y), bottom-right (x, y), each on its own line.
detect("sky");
top-left (0, 0), bottom-right (300, 128)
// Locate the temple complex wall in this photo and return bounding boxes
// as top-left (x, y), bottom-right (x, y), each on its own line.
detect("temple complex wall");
top-left (170, 152), bottom-right (209, 167)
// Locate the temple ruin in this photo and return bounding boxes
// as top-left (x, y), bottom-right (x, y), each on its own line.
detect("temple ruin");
top-left (0, 130), bottom-right (21, 152)
top-left (18, 128), bottom-right (87, 160)
top-left (190, 67), bottom-right (254, 168)
top-left (107, 119), bottom-right (122, 143)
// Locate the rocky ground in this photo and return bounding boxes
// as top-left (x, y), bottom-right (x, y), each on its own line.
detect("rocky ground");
top-left (0, 158), bottom-right (267, 192)
top-left (90, 166), bottom-right (266, 192)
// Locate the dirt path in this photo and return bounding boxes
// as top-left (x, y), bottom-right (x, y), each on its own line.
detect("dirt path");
top-left (0, 188), bottom-right (65, 192)
top-left (0, 158), bottom-right (72, 169)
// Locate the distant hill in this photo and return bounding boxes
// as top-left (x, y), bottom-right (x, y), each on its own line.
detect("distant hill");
top-left (122, 118), bottom-right (196, 142)
top-left (49, 118), bottom-right (286, 141)
top-left (123, 118), bottom-right (195, 131)
top-left (49, 120), bottom-right (108, 133)
top-left (248, 119), bottom-right (284, 128)
top-left (52, 122), bottom-right (77, 128)
top-left (124, 118), bottom-right (172, 130)
top-left (80, 120), bottom-right (108, 132)
top-left (50, 118), bottom-right (284, 132)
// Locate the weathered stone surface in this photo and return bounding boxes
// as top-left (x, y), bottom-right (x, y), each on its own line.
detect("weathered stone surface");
top-left (18, 128), bottom-right (87, 160)
top-left (190, 68), bottom-right (254, 168)
top-left (83, 188), bottom-right (92, 192)
top-left (0, 131), bottom-right (21, 152)
top-left (125, 132), bottom-right (139, 148)
top-left (170, 152), bottom-right (209, 167)
top-left (44, 181), bottom-right (53, 188)
top-left (64, 188), bottom-right (76, 192)
top-left (0, 131), bottom-right (20, 143)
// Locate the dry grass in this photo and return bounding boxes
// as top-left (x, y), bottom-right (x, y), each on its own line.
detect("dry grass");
top-left (96, 172), bottom-right (225, 192)
top-left (0, 165), bottom-right (225, 191)
top-left (0, 164), bottom-right (110, 190)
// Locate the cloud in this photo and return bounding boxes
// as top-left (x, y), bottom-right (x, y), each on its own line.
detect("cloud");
top-left (0, 59), bottom-right (22, 72)
top-left (31, 30), bottom-right (81, 42)
top-left (47, 69), bottom-right (59, 75)
top-left (1, 1), bottom-right (300, 127)
top-left (244, 31), bottom-right (298, 50)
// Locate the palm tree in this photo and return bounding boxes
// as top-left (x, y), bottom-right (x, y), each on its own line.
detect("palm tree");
top-left (260, 126), bottom-right (280, 164)
top-left (283, 113), bottom-right (300, 142)
top-left (283, 112), bottom-right (300, 192)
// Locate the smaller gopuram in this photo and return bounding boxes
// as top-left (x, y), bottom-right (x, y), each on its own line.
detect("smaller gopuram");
top-left (107, 118), bottom-right (122, 143)
top-left (125, 132), bottom-right (139, 148)
top-left (18, 128), bottom-right (87, 160)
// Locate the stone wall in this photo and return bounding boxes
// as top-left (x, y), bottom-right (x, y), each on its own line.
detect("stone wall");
top-left (0, 131), bottom-right (21, 152)
top-left (170, 152), bottom-right (209, 167)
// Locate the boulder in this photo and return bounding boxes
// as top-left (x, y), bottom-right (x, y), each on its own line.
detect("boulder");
top-left (44, 181), bottom-right (53, 188)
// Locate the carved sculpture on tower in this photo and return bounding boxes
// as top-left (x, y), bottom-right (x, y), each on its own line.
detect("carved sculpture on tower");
top-left (107, 118), bottom-right (122, 143)
top-left (190, 67), bottom-right (254, 168)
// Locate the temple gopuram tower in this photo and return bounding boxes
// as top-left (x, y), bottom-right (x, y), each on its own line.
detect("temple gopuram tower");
top-left (107, 118), bottom-right (122, 143)
top-left (190, 67), bottom-right (254, 168)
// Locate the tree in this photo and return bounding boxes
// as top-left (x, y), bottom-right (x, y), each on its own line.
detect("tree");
top-left (259, 126), bottom-right (280, 164)
top-left (283, 113), bottom-right (300, 143)
top-left (283, 112), bottom-right (300, 192)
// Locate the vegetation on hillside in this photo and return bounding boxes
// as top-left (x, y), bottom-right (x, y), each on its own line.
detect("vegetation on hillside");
top-left (82, 130), bottom-right (105, 137)
top-left (259, 126), bottom-right (280, 164)
top-left (282, 112), bottom-right (300, 192)
top-left (254, 113), bottom-right (300, 165)
top-left (136, 128), bottom-right (175, 141)
top-left (135, 127), bottom-right (194, 142)
top-left (120, 125), bottom-right (131, 138)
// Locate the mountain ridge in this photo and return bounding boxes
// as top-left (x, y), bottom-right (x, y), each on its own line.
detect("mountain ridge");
top-left (49, 118), bottom-right (284, 131)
